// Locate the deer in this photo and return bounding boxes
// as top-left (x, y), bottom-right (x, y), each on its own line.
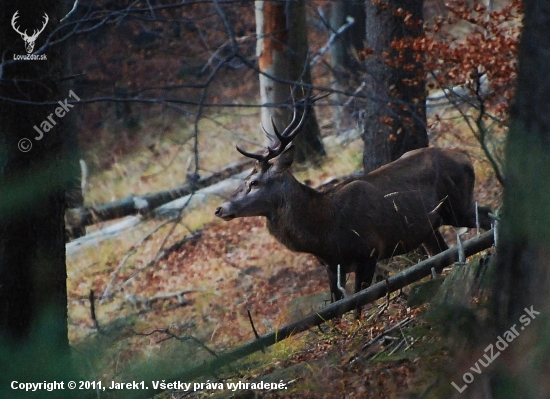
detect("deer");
top-left (215, 99), bottom-right (492, 317)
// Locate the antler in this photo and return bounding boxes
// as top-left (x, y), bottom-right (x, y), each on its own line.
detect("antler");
top-left (236, 94), bottom-right (318, 165)
top-left (11, 11), bottom-right (48, 40)
top-left (11, 11), bottom-right (24, 37)
top-left (29, 14), bottom-right (49, 40)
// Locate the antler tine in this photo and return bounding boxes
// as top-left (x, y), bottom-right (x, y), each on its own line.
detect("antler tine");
top-left (29, 13), bottom-right (49, 39)
top-left (11, 11), bottom-right (23, 35)
top-left (39, 13), bottom-right (49, 33)
top-left (281, 105), bottom-right (300, 138)
top-left (236, 145), bottom-right (267, 162)
top-left (265, 97), bottom-right (309, 158)
top-left (269, 105), bottom-right (299, 147)
top-left (280, 100), bottom-right (308, 144)
top-left (261, 122), bottom-right (278, 144)
top-left (270, 116), bottom-right (282, 143)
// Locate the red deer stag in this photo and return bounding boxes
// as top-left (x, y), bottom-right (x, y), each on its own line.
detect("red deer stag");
top-left (215, 102), bottom-right (491, 316)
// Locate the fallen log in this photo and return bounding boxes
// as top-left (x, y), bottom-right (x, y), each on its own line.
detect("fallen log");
top-left (119, 230), bottom-right (495, 399)
top-left (65, 159), bottom-right (254, 230)
top-left (66, 131), bottom-right (365, 231)
top-left (66, 170), bottom-right (362, 255)
top-left (66, 171), bottom-right (251, 257)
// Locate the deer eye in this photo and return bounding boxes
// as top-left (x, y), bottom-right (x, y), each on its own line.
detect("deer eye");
top-left (250, 180), bottom-right (259, 188)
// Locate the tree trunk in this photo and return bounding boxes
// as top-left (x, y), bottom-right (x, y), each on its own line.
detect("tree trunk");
top-left (287, 0), bottom-right (326, 163)
top-left (489, 0), bottom-right (550, 396)
top-left (63, 1), bottom-right (85, 242)
top-left (492, 0), bottom-right (550, 343)
top-left (492, 0), bottom-right (550, 331)
top-left (362, 0), bottom-right (428, 172)
top-left (255, 0), bottom-right (325, 164)
top-left (0, 1), bottom-right (69, 353)
top-left (330, 0), bottom-right (366, 132)
top-left (330, 0), bottom-right (366, 79)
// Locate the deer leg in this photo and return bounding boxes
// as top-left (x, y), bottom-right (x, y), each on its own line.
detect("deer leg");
top-left (422, 230), bottom-right (449, 257)
top-left (476, 205), bottom-right (493, 230)
top-left (353, 259), bottom-right (377, 319)
top-left (421, 230), bottom-right (449, 276)
top-left (338, 266), bottom-right (346, 298)
top-left (451, 203), bottom-right (493, 231)
top-left (326, 266), bottom-right (344, 303)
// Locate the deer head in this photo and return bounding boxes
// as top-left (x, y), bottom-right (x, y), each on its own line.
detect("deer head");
top-left (215, 99), bottom-right (308, 220)
top-left (12, 11), bottom-right (49, 54)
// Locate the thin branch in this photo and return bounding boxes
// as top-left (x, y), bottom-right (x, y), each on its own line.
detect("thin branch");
top-left (310, 15), bottom-right (355, 66)
top-left (247, 309), bottom-right (261, 341)
top-left (89, 289), bottom-right (100, 331)
top-left (472, 73), bottom-right (506, 185)
top-left (115, 218), bottom-right (195, 294)
top-left (100, 217), bottom-right (181, 302)
top-left (131, 327), bottom-right (219, 359)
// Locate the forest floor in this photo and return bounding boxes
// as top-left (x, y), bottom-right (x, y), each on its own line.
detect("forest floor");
top-left (67, 119), bottom-right (501, 398)
top-left (70, 214), bottom-right (466, 399)
top-left (67, 205), bottom-right (495, 398)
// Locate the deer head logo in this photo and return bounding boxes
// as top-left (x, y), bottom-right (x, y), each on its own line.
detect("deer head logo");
top-left (11, 11), bottom-right (49, 54)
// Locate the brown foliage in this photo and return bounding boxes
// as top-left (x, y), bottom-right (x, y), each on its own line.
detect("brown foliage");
top-left (392, 0), bottom-right (521, 120)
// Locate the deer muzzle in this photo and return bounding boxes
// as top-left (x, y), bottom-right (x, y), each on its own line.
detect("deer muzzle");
top-left (214, 204), bottom-right (236, 221)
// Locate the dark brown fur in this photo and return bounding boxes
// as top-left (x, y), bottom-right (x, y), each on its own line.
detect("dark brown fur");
top-left (216, 146), bottom-right (491, 315)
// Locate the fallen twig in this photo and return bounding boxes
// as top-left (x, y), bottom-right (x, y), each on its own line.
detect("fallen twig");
top-left (361, 317), bottom-right (413, 352)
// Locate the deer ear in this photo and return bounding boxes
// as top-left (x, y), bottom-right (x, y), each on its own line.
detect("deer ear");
top-left (272, 145), bottom-right (295, 172)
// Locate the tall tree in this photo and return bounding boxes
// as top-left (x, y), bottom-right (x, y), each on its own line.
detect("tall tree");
top-left (0, 1), bottom-right (76, 392)
top-left (362, 0), bottom-right (428, 172)
top-left (490, 1), bottom-right (550, 395)
top-left (63, 0), bottom-right (85, 242)
top-left (255, 0), bottom-right (325, 163)
top-left (330, 0), bottom-right (365, 131)
top-left (330, 0), bottom-right (365, 75)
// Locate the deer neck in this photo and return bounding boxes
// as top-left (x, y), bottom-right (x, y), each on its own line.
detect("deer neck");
top-left (266, 176), bottom-right (329, 253)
